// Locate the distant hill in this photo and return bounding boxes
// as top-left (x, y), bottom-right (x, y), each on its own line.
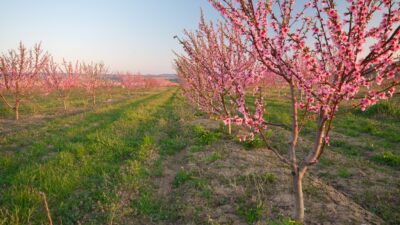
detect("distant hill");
top-left (145, 74), bottom-right (178, 83)
top-left (105, 73), bottom-right (179, 83)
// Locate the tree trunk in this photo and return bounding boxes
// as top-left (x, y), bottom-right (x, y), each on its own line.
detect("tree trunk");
top-left (228, 121), bottom-right (231, 135)
top-left (15, 82), bottom-right (20, 120)
top-left (15, 99), bottom-right (20, 120)
top-left (288, 80), bottom-right (304, 222)
top-left (92, 94), bottom-right (96, 106)
top-left (63, 96), bottom-right (68, 111)
top-left (293, 173), bottom-right (305, 223)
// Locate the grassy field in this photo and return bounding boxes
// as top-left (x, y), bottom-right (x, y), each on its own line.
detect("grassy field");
top-left (261, 90), bottom-right (400, 224)
top-left (0, 88), bottom-right (186, 224)
top-left (0, 88), bottom-right (148, 119)
top-left (0, 88), bottom-right (399, 224)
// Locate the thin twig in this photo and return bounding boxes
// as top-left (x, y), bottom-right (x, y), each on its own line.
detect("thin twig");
top-left (39, 191), bottom-right (53, 225)
top-left (0, 93), bottom-right (13, 109)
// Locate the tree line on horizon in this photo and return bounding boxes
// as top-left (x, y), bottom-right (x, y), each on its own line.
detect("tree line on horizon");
top-left (0, 42), bottom-right (177, 120)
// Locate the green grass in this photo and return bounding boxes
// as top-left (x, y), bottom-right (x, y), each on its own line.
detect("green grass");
top-left (242, 136), bottom-right (266, 150)
top-left (236, 200), bottom-right (264, 224)
top-left (173, 170), bottom-right (208, 189)
top-left (0, 87), bottom-right (144, 119)
top-left (238, 172), bottom-right (276, 186)
top-left (173, 170), bottom-right (194, 188)
top-left (172, 170), bottom-right (211, 199)
top-left (189, 145), bottom-right (204, 153)
top-left (129, 90), bottom-right (195, 222)
top-left (318, 156), bottom-right (334, 168)
top-left (204, 152), bottom-right (223, 163)
top-left (0, 88), bottom-right (188, 224)
top-left (249, 90), bottom-right (400, 224)
top-left (329, 139), bottom-right (361, 156)
top-left (131, 190), bottom-right (174, 221)
top-left (268, 217), bottom-right (302, 225)
top-left (260, 90), bottom-right (400, 160)
top-left (1, 86), bottom-right (399, 224)
top-left (193, 125), bottom-right (222, 145)
top-left (338, 168), bottom-right (351, 178)
top-left (371, 151), bottom-right (400, 168)
top-left (262, 172), bottom-right (276, 183)
top-left (354, 101), bottom-right (400, 119)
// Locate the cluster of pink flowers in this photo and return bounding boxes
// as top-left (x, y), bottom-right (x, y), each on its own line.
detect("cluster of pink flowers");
top-left (180, 1), bottom-right (399, 220)
top-left (43, 59), bottom-right (81, 96)
top-left (212, 0), bottom-right (398, 118)
top-left (175, 12), bottom-right (268, 137)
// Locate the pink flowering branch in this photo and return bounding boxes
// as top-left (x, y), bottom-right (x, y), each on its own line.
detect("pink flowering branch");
top-left (199, 0), bottom-right (399, 222)
top-left (175, 12), bottom-right (264, 134)
top-left (81, 62), bottom-right (108, 106)
top-left (44, 58), bottom-right (81, 110)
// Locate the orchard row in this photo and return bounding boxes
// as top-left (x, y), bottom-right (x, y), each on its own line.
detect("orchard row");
top-left (0, 42), bottom-right (176, 120)
top-left (174, 0), bottom-right (399, 222)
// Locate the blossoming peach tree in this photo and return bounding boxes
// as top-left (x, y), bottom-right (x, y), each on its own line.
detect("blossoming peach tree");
top-left (0, 42), bottom-right (49, 120)
top-left (81, 62), bottom-right (107, 106)
top-left (177, 0), bottom-right (399, 222)
top-left (44, 59), bottom-right (81, 110)
top-left (175, 13), bottom-right (265, 134)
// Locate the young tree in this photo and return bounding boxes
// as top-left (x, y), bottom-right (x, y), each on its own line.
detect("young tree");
top-left (0, 42), bottom-right (49, 120)
top-left (102, 77), bottom-right (121, 100)
top-left (44, 59), bottom-right (80, 110)
top-left (176, 14), bottom-right (262, 134)
top-left (0, 65), bottom-right (11, 109)
top-left (119, 72), bottom-right (144, 92)
top-left (200, 0), bottom-right (400, 222)
top-left (132, 74), bottom-right (147, 90)
top-left (81, 62), bottom-right (107, 106)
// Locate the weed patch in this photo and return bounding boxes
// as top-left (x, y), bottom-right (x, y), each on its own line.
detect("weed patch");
top-left (338, 168), bottom-right (351, 178)
top-left (204, 152), bottom-right (223, 163)
top-left (236, 199), bottom-right (264, 224)
top-left (242, 136), bottom-right (265, 150)
top-left (371, 151), bottom-right (400, 168)
top-left (193, 125), bottom-right (222, 145)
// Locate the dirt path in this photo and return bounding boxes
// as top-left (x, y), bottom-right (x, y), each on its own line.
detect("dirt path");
top-left (155, 149), bottom-right (188, 197)
top-left (147, 119), bottom-right (385, 225)
top-left (169, 140), bottom-right (385, 224)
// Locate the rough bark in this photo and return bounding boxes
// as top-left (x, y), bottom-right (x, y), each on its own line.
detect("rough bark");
top-left (293, 173), bottom-right (305, 223)
top-left (92, 94), bottom-right (96, 106)
top-left (15, 82), bottom-right (20, 120)
top-left (63, 96), bottom-right (68, 111)
top-left (288, 81), bottom-right (304, 222)
top-left (15, 99), bottom-right (20, 120)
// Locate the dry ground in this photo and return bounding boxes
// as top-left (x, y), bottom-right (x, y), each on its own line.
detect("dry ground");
top-left (1, 89), bottom-right (398, 224)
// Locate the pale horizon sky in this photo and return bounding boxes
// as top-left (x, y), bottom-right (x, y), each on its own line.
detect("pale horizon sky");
top-left (1, 1), bottom-right (395, 75)
top-left (0, 0), bottom-right (219, 74)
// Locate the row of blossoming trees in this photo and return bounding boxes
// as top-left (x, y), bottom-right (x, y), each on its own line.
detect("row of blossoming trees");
top-left (175, 0), bottom-right (399, 222)
top-left (0, 42), bottom-right (176, 120)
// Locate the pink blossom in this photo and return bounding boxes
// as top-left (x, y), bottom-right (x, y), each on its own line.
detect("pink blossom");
top-left (388, 87), bottom-right (396, 97)
top-left (184, 1), bottom-right (400, 220)
top-left (376, 75), bottom-right (384, 85)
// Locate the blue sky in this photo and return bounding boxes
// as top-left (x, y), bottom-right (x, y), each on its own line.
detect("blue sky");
top-left (0, 0), bottom-right (219, 74)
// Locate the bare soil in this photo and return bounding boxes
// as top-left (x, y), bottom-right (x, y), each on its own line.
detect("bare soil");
top-left (144, 118), bottom-right (385, 225)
